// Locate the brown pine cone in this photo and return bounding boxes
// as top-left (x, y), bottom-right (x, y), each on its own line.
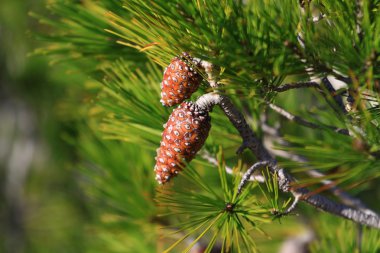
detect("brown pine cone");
top-left (160, 54), bottom-right (203, 107)
top-left (154, 101), bottom-right (211, 184)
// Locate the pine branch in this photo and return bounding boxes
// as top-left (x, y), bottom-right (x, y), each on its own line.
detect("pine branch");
top-left (267, 102), bottom-right (349, 135)
top-left (276, 168), bottom-right (380, 229)
top-left (237, 161), bottom-right (269, 195)
top-left (273, 81), bottom-right (320, 92)
top-left (320, 77), bottom-right (348, 114)
top-left (283, 40), bottom-right (353, 85)
top-left (261, 121), bottom-right (375, 213)
top-left (200, 150), bottom-right (265, 183)
top-left (273, 79), bottom-right (350, 117)
top-left (195, 93), bottom-right (380, 228)
top-left (196, 93), bottom-right (270, 160)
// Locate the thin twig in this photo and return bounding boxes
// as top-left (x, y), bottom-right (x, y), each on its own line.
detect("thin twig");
top-left (296, 0), bottom-right (352, 117)
top-left (267, 102), bottom-right (349, 135)
top-left (355, 0), bottom-right (364, 41)
top-left (192, 57), bottom-right (219, 88)
top-left (195, 93), bottom-right (380, 228)
top-left (273, 82), bottom-right (320, 92)
top-left (199, 150), bottom-right (265, 183)
top-left (196, 93), bottom-right (269, 160)
top-left (276, 167), bottom-right (380, 229)
top-left (237, 161), bottom-right (269, 195)
top-left (283, 193), bottom-right (301, 215)
top-left (273, 78), bottom-right (351, 118)
top-left (321, 77), bottom-right (348, 114)
top-left (283, 40), bottom-right (351, 86)
top-left (274, 193), bottom-right (301, 218)
top-left (261, 120), bottom-right (376, 214)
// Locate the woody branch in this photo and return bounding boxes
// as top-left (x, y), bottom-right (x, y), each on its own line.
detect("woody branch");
top-left (261, 120), bottom-right (374, 213)
top-left (195, 92), bottom-right (380, 229)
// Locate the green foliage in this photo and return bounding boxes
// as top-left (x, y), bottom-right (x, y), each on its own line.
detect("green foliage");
top-left (30, 0), bottom-right (146, 71)
top-left (279, 130), bottom-right (380, 189)
top-left (156, 149), bottom-right (273, 252)
top-left (308, 0), bottom-right (380, 80)
top-left (79, 134), bottom-right (156, 220)
top-left (310, 214), bottom-right (380, 253)
top-left (258, 168), bottom-right (292, 214)
top-left (77, 131), bottom-right (158, 252)
top-left (29, 0), bottom-right (380, 252)
top-left (108, 0), bottom-right (304, 88)
top-left (99, 59), bottom-right (167, 147)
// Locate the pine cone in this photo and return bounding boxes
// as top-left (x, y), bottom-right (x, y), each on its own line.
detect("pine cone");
top-left (154, 101), bottom-right (211, 184)
top-left (160, 54), bottom-right (203, 107)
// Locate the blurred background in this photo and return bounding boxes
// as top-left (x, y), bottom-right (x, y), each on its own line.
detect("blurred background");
top-left (1, 1), bottom-right (379, 253)
top-left (0, 0), bottom-right (92, 252)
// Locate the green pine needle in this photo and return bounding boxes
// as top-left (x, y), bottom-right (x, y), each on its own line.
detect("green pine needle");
top-left (156, 148), bottom-right (272, 252)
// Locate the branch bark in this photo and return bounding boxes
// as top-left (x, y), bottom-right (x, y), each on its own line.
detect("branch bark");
top-left (320, 77), bottom-right (348, 115)
top-left (273, 82), bottom-right (320, 92)
top-left (196, 93), bottom-right (380, 229)
top-left (237, 161), bottom-right (269, 195)
top-left (267, 102), bottom-right (349, 135)
top-left (199, 150), bottom-right (265, 183)
top-left (261, 121), bottom-right (376, 215)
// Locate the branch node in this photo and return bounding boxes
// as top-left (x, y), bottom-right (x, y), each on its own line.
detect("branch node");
top-left (236, 143), bottom-right (248, 154)
top-left (195, 93), bottom-right (380, 228)
top-left (237, 161), bottom-right (270, 195)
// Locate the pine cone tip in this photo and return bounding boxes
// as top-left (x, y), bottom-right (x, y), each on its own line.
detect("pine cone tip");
top-left (154, 101), bottom-right (211, 184)
top-left (160, 55), bottom-right (203, 107)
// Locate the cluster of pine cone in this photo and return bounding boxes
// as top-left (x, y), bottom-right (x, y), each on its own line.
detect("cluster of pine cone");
top-left (154, 53), bottom-right (211, 184)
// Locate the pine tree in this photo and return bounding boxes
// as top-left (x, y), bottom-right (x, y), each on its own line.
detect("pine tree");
top-left (31, 0), bottom-right (380, 252)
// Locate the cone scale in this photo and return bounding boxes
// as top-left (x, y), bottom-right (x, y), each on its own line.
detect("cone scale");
top-left (160, 55), bottom-right (202, 107)
top-left (154, 101), bottom-right (211, 184)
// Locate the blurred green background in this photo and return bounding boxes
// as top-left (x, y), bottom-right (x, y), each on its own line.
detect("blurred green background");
top-left (1, 1), bottom-right (379, 253)
top-left (0, 0), bottom-right (93, 252)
